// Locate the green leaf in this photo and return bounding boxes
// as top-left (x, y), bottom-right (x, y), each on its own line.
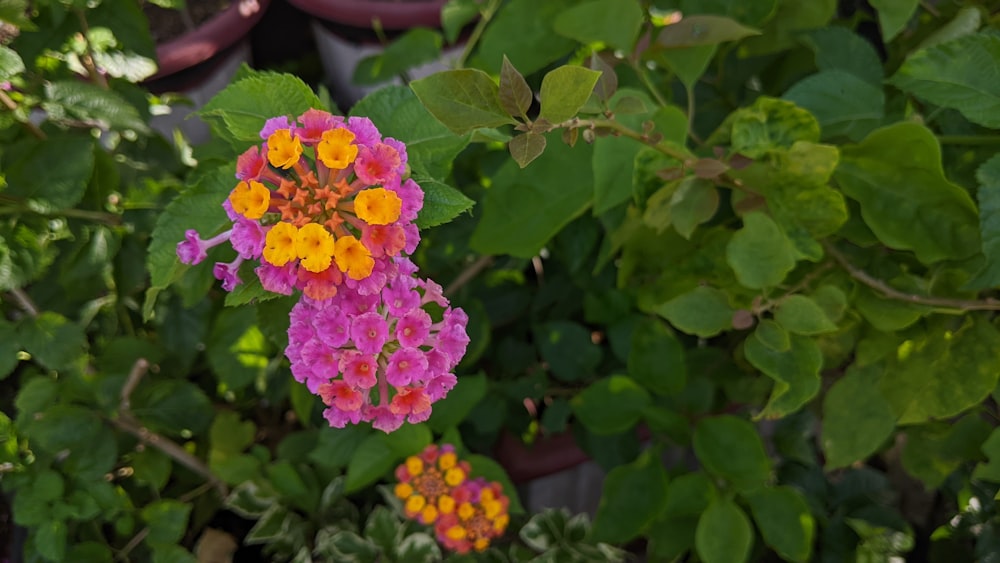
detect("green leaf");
top-left (472, 136), bottom-right (593, 257)
top-left (396, 533), bottom-right (442, 563)
top-left (726, 212), bottom-right (797, 289)
top-left (441, 0), bottom-right (479, 44)
top-left (870, 0), bottom-right (919, 41)
top-left (917, 5), bottom-right (981, 50)
top-left (309, 425), bottom-right (370, 470)
top-left (223, 275), bottom-right (280, 307)
top-left (671, 178), bottom-right (719, 239)
top-left (743, 487), bottom-right (814, 562)
top-left (200, 72), bottom-right (324, 143)
top-left (592, 450), bottom-right (670, 544)
top-left (498, 55), bottom-right (533, 119)
top-left (659, 45), bottom-right (718, 91)
top-left (656, 285), bottom-right (734, 338)
top-left (628, 318), bottom-right (686, 395)
top-left (695, 498), bottom-right (753, 563)
top-left (553, 0), bottom-right (644, 50)
top-left (571, 375), bottom-right (651, 435)
top-left (44, 81), bottom-right (149, 132)
top-left (965, 155), bottom-right (1000, 288)
top-left (535, 321), bottom-right (602, 382)
top-left (822, 364), bottom-right (895, 469)
top-left (19, 312), bottom-right (86, 371)
top-left (693, 415), bottom-right (771, 491)
top-left (131, 380), bottom-right (213, 437)
top-left (902, 416), bottom-right (991, 488)
top-left (745, 333), bottom-right (823, 418)
top-left (410, 69), bottom-right (515, 135)
top-left (774, 295), bottom-right (837, 335)
top-left (210, 411), bottom-right (256, 457)
top-left (346, 425), bottom-right (431, 492)
top-left (880, 316), bottom-right (1000, 424)
top-left (801, 27), bottom-right (884, 84)
top-left (889, 33), bottom-right (1000, 128)
top-left (783, 70), bottom-right (884, 141)
top-left (3, 135), bottom-right (95, 211)
top-left (413, 177), bottom-right (475, 229)
top-left (144, 165), bottom-right (233, 319)
top-left (352, 28), bottom-right (442, 86)
top-left (245, 504), bottom-right (294, 544)
top-left (207, 307), bottom-right (270, 392)
top-left (974, 427), bottom-right (1000, 482)
top-left (427, 373), bottom-right (487, 433)
top-left (855, 286), bottom-right (925, 331)
top-left (663, 472), bottom-right (716, 517)
top-left (537, 65), bottom-right (602, 124)
top-left (754, 319), bottom-right (790, 352)
top-left (350, 85), bottom-right (470, 180)
top-left (0, 46), bottom-right (25, 81)
top-left (656, 15), bottom-right (760, 47)
top-left (35, 519), bottom-right (68, 562)
top-left (509, 133), bottom-right (547, 168)
top-left (520, 508), bottom-right (569, 551)
top-left (716, 97), bottom-right (820, 158)
top-left (226, 481), bottom-right (278, 518)
top-left (132, 448), bottom-right (172, 491)
top-left (835, 122), bottom-right (980, 264)
top-left (469, 0), bottom-right (577, 76)
top-left (141, 500), bottom-right (191, 546)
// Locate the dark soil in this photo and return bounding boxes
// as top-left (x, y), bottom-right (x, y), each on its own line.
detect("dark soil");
top-left (143, 0), bottom-right (232, 44)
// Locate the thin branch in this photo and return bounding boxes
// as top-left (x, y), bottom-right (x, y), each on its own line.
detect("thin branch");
top-left (456, 0), bottom-right (503, 68)
top-left (824, 242), bottom-right (1000, 311)
top-left (630, 59), bottom-right (670, 107)
top-left (0, 90), bottom-right (46, 140)
top-left (8, 287), bottom-right (39, 317)
top-left (685, 84), bottom-right (703, 145)
top-left (115, 527), bottom-right (149, 562)
top-left (73, 8), bottom-right (108, 89)
top-left (558, 117), bottom-right (694, 162)
top-left (112, 358), bottom-right (228, 497)
top-left (444, 255), bottom-right (494, 297)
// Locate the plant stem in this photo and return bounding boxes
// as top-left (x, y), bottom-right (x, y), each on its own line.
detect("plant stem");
top-left (444, 255), bottom-right (494, 297)
top-left (630, 60), bottom-right (670, 107)
top-left (824, 242), bottom-right (1000, 311)
top-left (0, 203), bottom-right (122, 226)
top-left (938, 135), bottom-right (1000, 146)
top-left (8, 287), bottom-right (39, 317)
top-left (73, 8), bottom-right (108, 89)
top-left (685, 84), bottom-right (703, 145)
top-left (0, 90), bottom-right (46, 140)
top-left (564, 117), bottom-right (694, 162)
top-left (456, 0), bottom-right (502, 69)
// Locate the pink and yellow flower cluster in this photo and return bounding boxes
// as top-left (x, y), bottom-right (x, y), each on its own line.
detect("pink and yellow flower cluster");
top-left (394, 444), bottom-right (510, 554)
top-left (176, 110), bottom-right (467, 433)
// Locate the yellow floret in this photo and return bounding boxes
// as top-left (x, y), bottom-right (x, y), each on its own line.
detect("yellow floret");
top-left (262, 222), bottom-right (298, 267)
top-left (229, 180), bottom-right (270, 219)
top-left (354, 188), bottom-right (402, 226)
top-left (317, 128), bottom-right (358, 169)
top-left (267, 129), bottom-right (302, 169)
top-left (294, 223), bottom-right (335, 272)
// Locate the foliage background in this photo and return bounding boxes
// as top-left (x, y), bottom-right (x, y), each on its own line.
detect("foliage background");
top-left (4, 0), bottom-right (1000, 561)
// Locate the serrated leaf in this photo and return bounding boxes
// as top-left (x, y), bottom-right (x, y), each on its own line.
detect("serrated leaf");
top-left (3, 135), bottom-right (95, 212)
top-left (509, 133), bottom-right (547, 168)
top-left (822, 364), bottom-right (895, 469)
top-left (783, 69), bottom-right (884, 141)
top-left (965, 155), bottom-right (1000, 288)
top-left (538, 65), bottom-right (602, 124)
top-left (889, 33), bottom-right (1000, 128)
top-left (413, 177), bottom-right (474, 228)
top-left (498, 55), bottom-right (532, 119)
top-left (0, 46), bottom-right (25, 81)
top-left (410, 69), bottom-right (516, 135)
top-left (835, 122), bottom-right (979, 264)
top-left (200, 72), bottom-right (325, 143)
top-left (19, 312), bottom-right (86, 371)
top-left (44, 81), bottom-right (149, 132)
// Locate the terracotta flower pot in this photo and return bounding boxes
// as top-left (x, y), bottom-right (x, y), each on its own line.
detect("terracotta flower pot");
top-left (285, 0), bottom-right (458, 108)
top-left (143, 0), bottom-right (271, 143)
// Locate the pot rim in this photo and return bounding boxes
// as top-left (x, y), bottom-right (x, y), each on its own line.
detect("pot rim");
top-left (286, 0), bottom-right (447, 30)
top-left (149, 0), bottom-right (272, 81)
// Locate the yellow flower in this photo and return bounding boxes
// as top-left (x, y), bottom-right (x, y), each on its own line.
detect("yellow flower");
top-left (294, 223), bottom-right (335, 273)
top-left (354, 188), bottom-right (402, 226)
top-left (474, 538), bottom-right (490, 552)
top-left (267, 129), bottom-right (302, 169)
top-left (317, 128), bottom-right (358, 169)
top-left (333, 235), bottom-right (375, 280)
top-left (421, 504), bottom-right (439, 524)
top-left (405, 456), bottom-right (423, 477)
top-left (438, 494), bottom-right (455, 514)
top-left (229, 180), bottom-right (270, 219)
top-left (457, 502), bottom-right (474, 521)
top-left (394, 483), bottom-right (413, 500)
top-left (438, 451), bottom-right (457, 471)
top-left (444, 467), bottom-right (465, 487)
top-left (493, 513), bottom-right (509, 533)
top-left (262, 222), bottom-right (298, 266)
top-left (445, 525), bottom-right (467, 541)
top-left (483, 499), bottom-right (502, 519)
top-left (405, 494), bottom-right (426, 515)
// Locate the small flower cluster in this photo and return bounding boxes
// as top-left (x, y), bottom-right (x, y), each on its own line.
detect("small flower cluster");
top-left (286, 259), bottom-right (469, 432)
top-left (176, 110), bottom-right (469, 432)
top-left (394, 444), bottom-right (510, 554)
top-left (177, 108), bottom-right (422, 300)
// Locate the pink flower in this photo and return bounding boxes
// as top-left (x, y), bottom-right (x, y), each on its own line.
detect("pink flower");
top-left (388, 178), bottom-right (424, 223)
top-left (420, 278), bottom-right (448, 307)
top-left (323, 405), bottom-right (364, 428)
top-left (383, 137), bottom-right (408, 175)
top-left (300, 339), bottom-right (341, 380)
top-left (367, 404), bottom-right (404, 433)
top-left (382, 284), bottom-right (420, 317)
top-left (385, 347), bottom-right (428, 387)
top-left (260, 116), bottom-right (293, 139)
top-left (361, 224), bottom-right (406, 259)
top-left (389, 387), bottom-right (432, 423)
top-left (354, 143), bottom-right (401, 186)
top-left (426, 373), bottom-right (457, 401)
top-left (319, 380), bottom-right (364, 411)
top-left (212, 256), bottom-right (243, 291)
top-left (296, 109), bottom-right (344, 144)
top-left (395, 308), bottom-right (431, 348)
top-left (231, 219), bottom-right (265, 259)
top-left (314, 307), bottom-right (350, 348)
top-left (341, 351), bottom-right (378, 389)
top-left (236, 146), bottom-right (267, 181)
top-left (350, 312), bottom-right (389, 354)
top-left (177, 229), bottom-right (231, 265)
top-left (256, 262), bottom-right (297, 295)
top-left (347, 116), bottom-right (380, 147)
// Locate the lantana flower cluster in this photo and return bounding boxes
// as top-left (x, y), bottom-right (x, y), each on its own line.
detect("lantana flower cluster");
top-left (176, 110), bottom-right (467, 432)
top-left (394, 444), bottom-right (510, 554)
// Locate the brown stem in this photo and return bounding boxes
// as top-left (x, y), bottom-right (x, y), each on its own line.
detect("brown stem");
top-left (444, 255), bottom-right (494, 297)
top-left (73, 8), bottom-right (108, 89)
top-left (111, 358), bottom-right (228, 497)
top-left (824, 242), bottom-right (1000, 311)
top-left (0, 90), bottom-right (46, 140)
top-left (558, 117), bottom-right (694, 162)
top-left (8, 288), bottom-right (39, 317)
